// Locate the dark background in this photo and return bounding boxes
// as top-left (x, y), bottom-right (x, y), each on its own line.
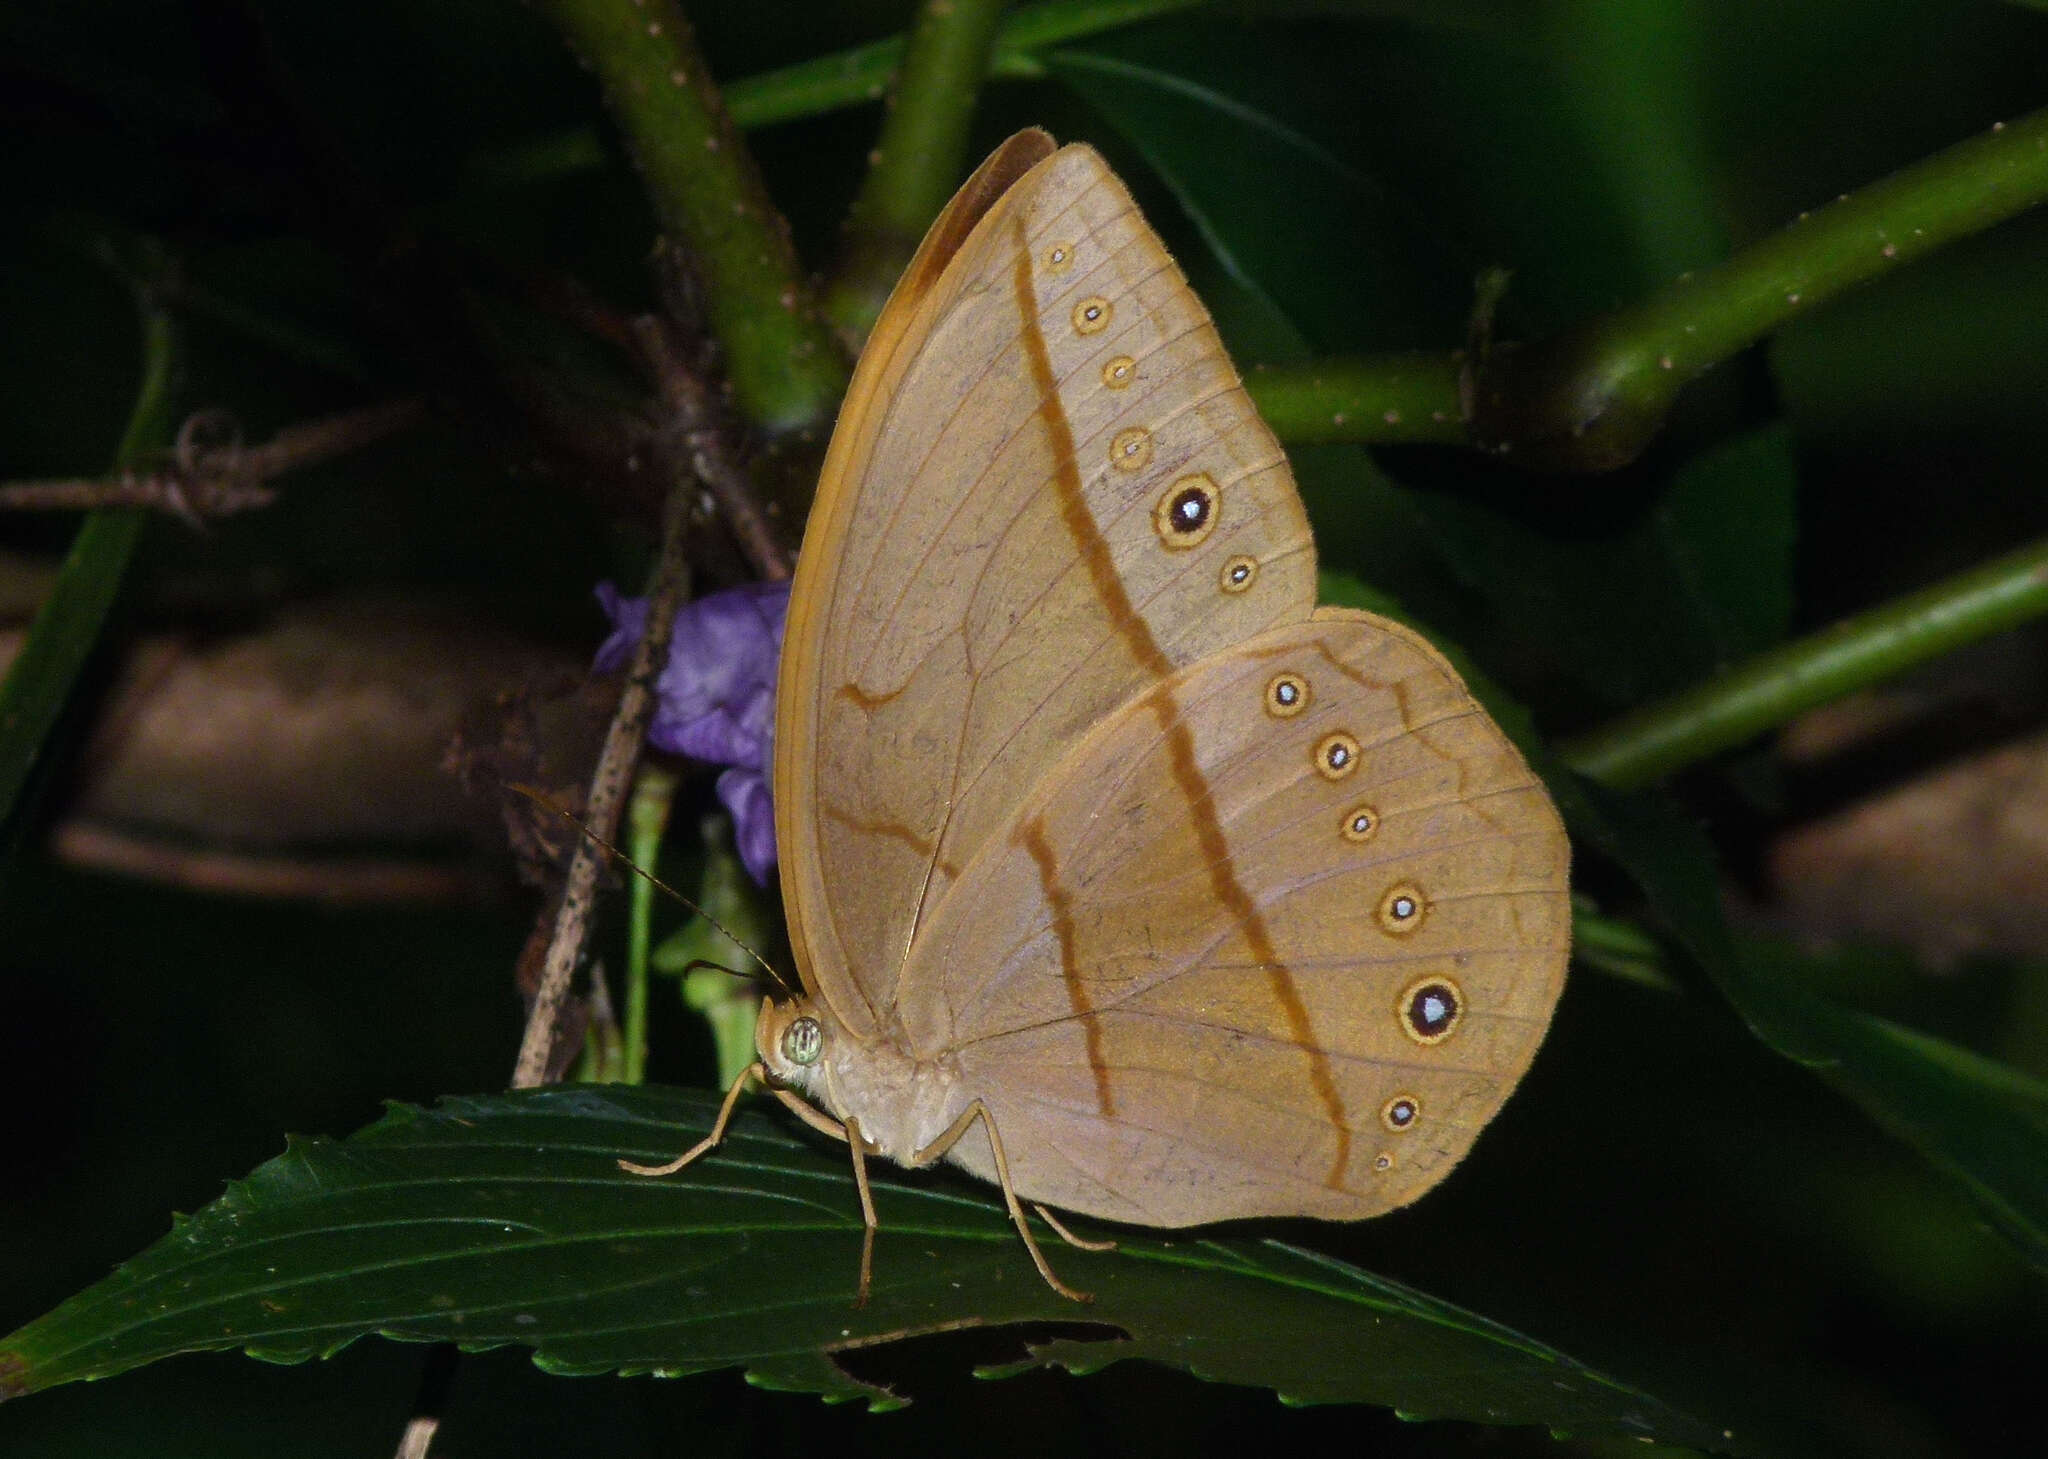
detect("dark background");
top-left (4, 2), bottom-right (2047, 1454)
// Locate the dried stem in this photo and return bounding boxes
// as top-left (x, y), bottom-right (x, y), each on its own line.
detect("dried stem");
top-left (0, 398), bottom-right (423, 523)
top-left (510, 484), bottom-right (693, 1089)
top-left (633, 305), bottom-right (792, 581)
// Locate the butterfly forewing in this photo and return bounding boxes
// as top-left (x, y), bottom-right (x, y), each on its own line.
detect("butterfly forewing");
top-left (900, 609), bottom-right (1571, 1226)
top-left (777, 143), bottom-right (1317, 1037)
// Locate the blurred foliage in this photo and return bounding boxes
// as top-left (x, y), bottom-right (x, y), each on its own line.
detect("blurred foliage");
top-left (4, 1), bottom-right (2048, 1456)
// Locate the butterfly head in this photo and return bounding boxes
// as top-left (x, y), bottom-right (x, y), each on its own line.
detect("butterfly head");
top-left (754, 995), bottom-right (828, 1095)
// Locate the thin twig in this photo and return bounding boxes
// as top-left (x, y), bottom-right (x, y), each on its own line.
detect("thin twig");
top-left (232, 397), bottom-right (425, 479)
top-left (632, 309), bottom-right (792, 581)
top-left (510, 483), bottom-right (693, 1089)
top-left (0, 398), bottom-right (424, 522)
top-left (393, 1417), bottom-right (438, 1459)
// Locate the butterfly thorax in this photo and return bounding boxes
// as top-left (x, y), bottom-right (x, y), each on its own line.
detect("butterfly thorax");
top-left (755, 996), bottom-right (966, 1164)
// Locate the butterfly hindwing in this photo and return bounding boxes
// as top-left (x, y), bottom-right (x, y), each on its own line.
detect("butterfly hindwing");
top-left (902, 609), bottom-right (1571, 1225)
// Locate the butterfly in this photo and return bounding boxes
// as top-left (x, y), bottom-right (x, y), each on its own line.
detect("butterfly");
top-left (625, 129), bottom-right (1571, 1304)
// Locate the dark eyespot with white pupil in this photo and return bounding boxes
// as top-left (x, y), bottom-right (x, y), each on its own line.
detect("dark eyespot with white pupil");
top-left (782, 1015), bottom-right (823, 1066)
top-left (1073, 296), bottom-right (1112, 334)
top-left (1153, 474), bottom-right (1219, 548)
top-left (1381, 1095), bottom-right (1419, 1131)
top-left (1265, 672), bottom-right (1309, 718)
top-left (1314, 731), bottom-right (1360, 780)
top-left (1397, 977), bottom-right (1463, 1045)
top-left (1377, 882), bottom-right (1426, 935)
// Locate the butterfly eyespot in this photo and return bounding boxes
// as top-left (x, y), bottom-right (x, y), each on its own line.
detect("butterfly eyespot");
top-left (1380, 1095), bottom-right (1420, 1132)
top-left (1219, 555), bottom-right (1258, 593)
top-left (1153, 474), bottom-right (1218, 549)
top-left (1073, 296), bottom-right (1112, 334)
top-left (1373, 1153), bottom-right (1394, 1172)
top-left (1341, 805), bottom-right (1378, 843)
top-left (782, 1015), bottom-right (824, 1067)
top-left (1045, 242), bottom-right (1075, 271)
top-left (1313, 731), bottom-right (1360, 779)
top-left (1398, 976), bottom-right (1464, 1045)
top-left (1264, 672), bottom-right (1310, 718)
top-left (1102, 355), bottom-right (1137, 390)
top-left (1110, 427), bottom-right (1154, 473)
top-left (1378, 883), bottom-right (1426, 935)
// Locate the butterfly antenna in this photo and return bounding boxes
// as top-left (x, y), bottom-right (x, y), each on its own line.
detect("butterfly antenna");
top-left (504, 780), bottom-right (795, 998)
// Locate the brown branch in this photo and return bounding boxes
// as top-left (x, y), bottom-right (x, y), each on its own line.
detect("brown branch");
top-left (632, 273), bottom-right (792, 581)
top-left (0, 398), bottom-right (424, 523)
top-left (509, 482), bottom-right (693, 1089)
top-left (233, 397), bottom-right (425, 478)
top-left (49, 823), bottom-right (494, 903)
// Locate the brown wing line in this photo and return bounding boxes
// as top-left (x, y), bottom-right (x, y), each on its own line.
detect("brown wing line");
top-left (979, 691), bottom-right (1496, 897)
top-left (952, 904), bottom-right (1564, 1062)
top-left (1018, 813), bottom-right (1117, 1120)
top-left (840, 246), bottom-right (1198, 1018)
top-left (930, 460), bottom-right (1303, 812)
top-left (939, 699), bottom-right (1533, 1004)
top-left (840, 176), bottom-right (1160, 687)
top-left (906, 493), bottom-right (1306, 905)
top-left (949, 815), bottom-right (1565, 1033)
top-left (1010, 217), bottom-right (1354, 1189)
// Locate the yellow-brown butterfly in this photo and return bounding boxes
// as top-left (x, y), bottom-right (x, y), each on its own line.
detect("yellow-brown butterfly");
top-left (625, 129), bottom-right (1571, 1303)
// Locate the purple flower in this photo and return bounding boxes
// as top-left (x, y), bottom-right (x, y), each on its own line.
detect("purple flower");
top-left (595, 579), bottom-right (790, 884)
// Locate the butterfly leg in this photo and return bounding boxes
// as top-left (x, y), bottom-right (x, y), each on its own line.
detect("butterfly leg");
top-left (617, 1060), bottom-right (765, 1176)
top-left (759, 1089), bottom-right (882, 1306)
top-left (1032, 1204), bottom-right (1118, 1253)
top-left (907, 1100), bottom-right (1092, 1303)
top-left (841, 1115), bottom-right (882, 1307)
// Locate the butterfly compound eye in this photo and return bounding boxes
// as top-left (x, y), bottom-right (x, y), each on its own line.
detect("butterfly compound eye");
top-left (782, 1015), bottom-right (824, 1067)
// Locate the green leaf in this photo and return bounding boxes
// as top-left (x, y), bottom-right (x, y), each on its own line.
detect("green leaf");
top-left (0, 1087), bottom-right (1735, 1447)
top-left (0, 241), bottom-right (175, 833)
top-left (1564, 778), bottom-right (2048, 1274)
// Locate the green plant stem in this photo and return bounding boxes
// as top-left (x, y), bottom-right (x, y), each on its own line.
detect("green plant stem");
top-left (725, 0), bottom-right (1201, 130)
top-left (1255, 107), bottom-right (2048, 456)
top-left (623, 762), bottom-right (680, 1085)
top-left (0, 260), bottom-right (176, 830)
top-left (1562, 537), bottom-right (2048, 789)
top-left (1468, 105), bottom-right (2048, 469)
top-left (533, 0), bottom-right (847, 434)
top-left (823, 0), bottom-right (1009, 347)
top-left (1246, 355), bottom-right (1468, 446)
